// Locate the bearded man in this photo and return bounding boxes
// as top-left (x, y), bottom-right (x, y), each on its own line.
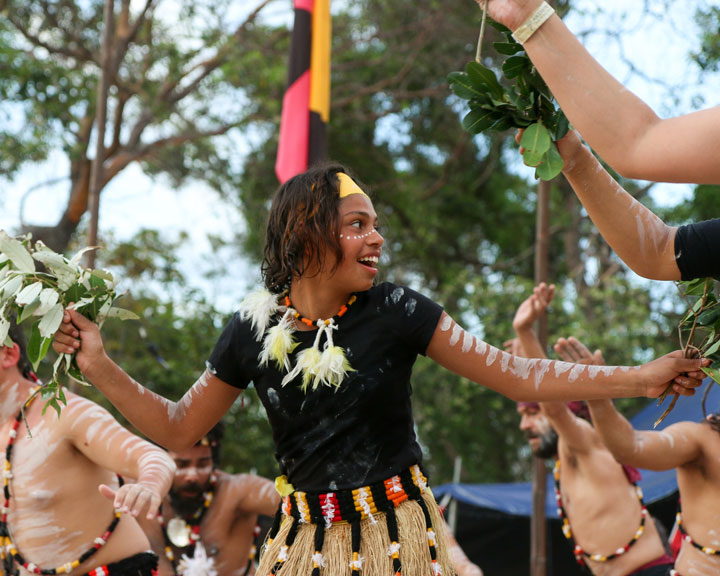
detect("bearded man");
top-left (513, 284), bottom-right (674, 576)
top-left (140, 422), bottom-right (279, 576)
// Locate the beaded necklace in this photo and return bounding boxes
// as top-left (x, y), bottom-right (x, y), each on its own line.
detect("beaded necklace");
top-left (553, 459), bottom-right (648, 567)
top-left (0, 387), bottom-right (123, 576)
top-left (160, 472), bottom-right (217, 564)
top-left (283, 294), bottom-right (356, 329)
top-left (674, 511), bottom-right (719, 557)
top-left (280, 293), bottom-right (357, 391)
top-left (238, 289), bottom-right (357, 393)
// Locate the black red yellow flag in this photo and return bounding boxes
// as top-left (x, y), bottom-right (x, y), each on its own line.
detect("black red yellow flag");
top-left (275, 0), bottom-right (331, 184)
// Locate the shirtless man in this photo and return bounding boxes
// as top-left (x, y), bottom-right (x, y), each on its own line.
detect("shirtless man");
top-left (513, 284), bottom-right (674, 576)
top-left (0, 322), bottom-right (176, 575)
top-left (568, 342), bottom-right (720, 576)
top-left (140, 422), bottom-right (279, 576)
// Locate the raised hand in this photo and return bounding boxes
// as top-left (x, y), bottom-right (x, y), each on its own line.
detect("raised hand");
top-left (512, 282), bottom-right (555, 333)
top-left (554, 336), bottom-right (604, 366)
top-left (52, 308), bottom-right (106, 377)
top-left (475, 0), bottom-right (545, 32)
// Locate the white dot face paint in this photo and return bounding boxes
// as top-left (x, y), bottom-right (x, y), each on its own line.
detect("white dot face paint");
top-left (340, 229), bottom-right (379, 241)
top-left (440, 316), bottom-right (453, 332)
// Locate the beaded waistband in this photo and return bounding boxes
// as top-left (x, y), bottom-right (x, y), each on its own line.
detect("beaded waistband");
top-left (266, 465), bottom-right (436, 576)
top-left (281, 464), bottom-right (429, 528)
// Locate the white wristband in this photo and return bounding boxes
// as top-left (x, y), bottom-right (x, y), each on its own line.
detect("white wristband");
top-left (512, 2), bottom-right (555, 44)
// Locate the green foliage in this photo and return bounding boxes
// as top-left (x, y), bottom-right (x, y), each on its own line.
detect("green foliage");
top-left (653, 278), bottom-right (720, 426)
top-left (692, 6), bottom-right (720, 72)
top-left (448, 22), bottom-right (568, 180)
top-left (0, 0), bottom-right (289, 251)
top-left (0, 231), bottom-right (137, 415)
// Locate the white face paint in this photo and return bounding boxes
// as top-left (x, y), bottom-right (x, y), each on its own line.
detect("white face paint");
top-left (340, 229), bottom-right (379, 241)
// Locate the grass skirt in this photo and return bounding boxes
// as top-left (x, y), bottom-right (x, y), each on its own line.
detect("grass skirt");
top-left (256, 491), bottom-right (456, 575)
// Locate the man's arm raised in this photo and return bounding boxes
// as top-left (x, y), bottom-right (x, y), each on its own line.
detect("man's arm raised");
top-left (587, 398), bottom-right (704, 471)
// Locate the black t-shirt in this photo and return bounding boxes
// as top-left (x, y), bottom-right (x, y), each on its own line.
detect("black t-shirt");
top-left (675, 219), bottom-right (720, 280)
top-left (207, 282), bottom-right (443, 492)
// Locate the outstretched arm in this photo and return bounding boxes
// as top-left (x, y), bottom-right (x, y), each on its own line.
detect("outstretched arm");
top-left (426, 311), bottom-right (707, 402)
top-left (53, 308), bottom-right (241, 450)
top-left (61, 395), bottom-right (176, 519)
top-left (586, 400), bottom-right (704, 471)
top-left (555, 131), bottom-right (680, 280)
top-left (482, 0), bottom-right (720, 184)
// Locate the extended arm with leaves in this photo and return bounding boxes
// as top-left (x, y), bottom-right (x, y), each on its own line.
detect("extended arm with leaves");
top-left (0, 231), bottom-right (137, 415)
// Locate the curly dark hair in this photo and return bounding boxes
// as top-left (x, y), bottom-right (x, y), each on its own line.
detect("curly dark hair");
top-left (6, 319), bottom-right (32, 378)
top-left (261, 162), bottom-right (369, 293)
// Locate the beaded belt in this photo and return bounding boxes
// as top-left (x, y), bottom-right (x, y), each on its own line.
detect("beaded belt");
top-left (554, 459), bottom-right (648, 566)
top-left (675, 511), bottom-right (719, 557)
top-left (266, 464), bottom-right (439, 576)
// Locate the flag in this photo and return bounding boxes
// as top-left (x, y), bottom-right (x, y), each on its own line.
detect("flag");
top-left (275, 0), bottom-right (331, 184)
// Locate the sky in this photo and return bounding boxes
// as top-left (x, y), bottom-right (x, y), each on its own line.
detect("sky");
top-left (0, 0), bottom-right (717, 313)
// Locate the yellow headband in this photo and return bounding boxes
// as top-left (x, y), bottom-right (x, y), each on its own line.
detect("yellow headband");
top-left (337, 173), bottom-right (367, 199)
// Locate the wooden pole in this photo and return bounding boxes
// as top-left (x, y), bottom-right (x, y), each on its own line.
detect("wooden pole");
top-left (86, 0), bottom-right (115, 268)
top-left (531, 4), bottom-right (553, 567)
top-left (530, 176), bottom-right (551, 576)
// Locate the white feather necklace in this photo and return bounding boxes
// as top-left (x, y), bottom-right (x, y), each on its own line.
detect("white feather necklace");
top-left (237, 289), bottom-right (356, 392)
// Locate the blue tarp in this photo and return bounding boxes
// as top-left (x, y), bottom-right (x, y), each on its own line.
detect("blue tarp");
top-left (434, 378), bottom-right (720, 517)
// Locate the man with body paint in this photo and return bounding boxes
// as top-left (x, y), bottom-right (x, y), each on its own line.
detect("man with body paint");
top-left (139, 422), bottom-right (279, 576)
top-left (0, 321), bottom-right (176, 576)
top-left (580, 358), bottom-right (720, 575)
top-left (512, 284), bottom-right (675, 576)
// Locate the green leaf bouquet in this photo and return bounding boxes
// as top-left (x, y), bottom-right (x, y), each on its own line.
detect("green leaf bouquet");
top-left (655, 277), bottom-right (720, 426)
top-left (0, 231), bottom-right (138, 416)
top-left (448, 20), bottom-right (569, 180)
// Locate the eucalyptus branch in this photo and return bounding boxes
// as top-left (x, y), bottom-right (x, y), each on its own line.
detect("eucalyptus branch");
top-left (448, 17), bottom-right (568, 180)
top-left (0, 231), bottom-right (138, 417)
top-left (655, 278), bottom-right (720, 427)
